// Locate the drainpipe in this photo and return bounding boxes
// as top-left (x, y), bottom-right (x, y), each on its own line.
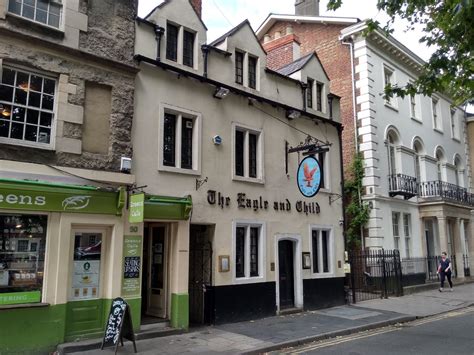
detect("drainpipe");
top-left (154, 26), bottom-right (165, 62)
top-left (338, 126), bottom-right (347, 248)
top-left (201, 45), bottom-right (210, 78)
top-left (342, 37), bottom-right (365, 250)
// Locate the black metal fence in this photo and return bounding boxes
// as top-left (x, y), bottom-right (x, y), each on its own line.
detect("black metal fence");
top-left (463, 254), bottom-right (471, 277)
top-left (398, 255), bottom-right (459, 287)
top-left (348, 249), bottom-right (403, 303)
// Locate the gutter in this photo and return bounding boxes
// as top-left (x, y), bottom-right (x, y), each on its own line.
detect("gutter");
top-left (337, 126), bottom-right (347, 248)
top-left (134, 54), bottom-right (342, 129)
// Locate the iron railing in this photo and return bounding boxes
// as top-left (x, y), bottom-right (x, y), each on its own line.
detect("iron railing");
top-left (463, 254), bottom-right (471, 277)
top-left (388, 174), bottom-right (418, 199)
top-left (401, 255), bottom-right (457, 287)
top-left (419, 181), bottom-right (474, 207)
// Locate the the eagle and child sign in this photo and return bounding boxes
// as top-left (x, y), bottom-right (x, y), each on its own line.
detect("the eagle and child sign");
top-left (297, 156), bottom-right (322, 198)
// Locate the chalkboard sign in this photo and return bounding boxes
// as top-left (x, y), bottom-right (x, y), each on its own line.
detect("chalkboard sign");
top-left (124, 257), bottom-right (140, 279)
top-left (101, 298), bottom-right (137, 354)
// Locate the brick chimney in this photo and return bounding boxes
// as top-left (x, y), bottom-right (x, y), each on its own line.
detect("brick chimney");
top-left (295, 0), bottom-right (319, 16)
top-left (262, 25), bottom-right (301, 71)
top-left (190, 0), bottom-right (202, 18)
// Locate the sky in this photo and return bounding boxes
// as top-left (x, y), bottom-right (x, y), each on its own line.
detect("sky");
top-left (138, 0), bottom-right (431, 60)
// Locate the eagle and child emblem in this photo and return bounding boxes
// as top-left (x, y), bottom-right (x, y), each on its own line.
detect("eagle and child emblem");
top-left (297, 156), bottom-right (322, 198)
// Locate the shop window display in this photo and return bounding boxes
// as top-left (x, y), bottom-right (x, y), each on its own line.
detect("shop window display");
top-left (0, 214), bottom-right (47, 305)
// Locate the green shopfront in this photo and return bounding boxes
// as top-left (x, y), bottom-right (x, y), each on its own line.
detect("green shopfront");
top-left (0, 179), bottom-right (193, 353)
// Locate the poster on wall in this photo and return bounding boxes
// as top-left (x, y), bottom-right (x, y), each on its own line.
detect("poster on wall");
top-left (297, 156), bottom-right (322, 198)
top-left (72, 260), bottom-right (100, 300)
top-left (121, 235), bottom-right (142, 298)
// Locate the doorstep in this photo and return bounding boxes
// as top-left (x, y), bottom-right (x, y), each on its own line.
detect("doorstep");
top-left (278, 307), bottom-right (304, 316)
top-left (56, 323), bottom-right (185, 354)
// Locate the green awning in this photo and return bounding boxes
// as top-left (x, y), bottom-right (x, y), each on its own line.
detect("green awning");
top-left (144, 195), bottom-right (192, 220)
top-left (0, 178), bottom-right (125, 215)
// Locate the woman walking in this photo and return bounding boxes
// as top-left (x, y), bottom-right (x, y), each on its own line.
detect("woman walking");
top-left (437, 252), bottom-right (453, 292)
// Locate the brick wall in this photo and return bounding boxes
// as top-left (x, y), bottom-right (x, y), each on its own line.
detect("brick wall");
top-left (264, 35), bottom-right (297, 71)
top-left (190, 0), bottom-right (202, 17)
top-left (262, 21), bottom-right (356, 177)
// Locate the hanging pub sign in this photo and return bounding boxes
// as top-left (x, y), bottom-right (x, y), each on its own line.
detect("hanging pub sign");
top-left (101, 297), bottom-right (137, 354)
top-left (297, 156), bottom-right (322, 198)
top-left (129, 193), bottom-right (145, 223)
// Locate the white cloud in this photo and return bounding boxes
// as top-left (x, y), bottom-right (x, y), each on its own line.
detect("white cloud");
top-left (138, 0), bottom-right (431, 59)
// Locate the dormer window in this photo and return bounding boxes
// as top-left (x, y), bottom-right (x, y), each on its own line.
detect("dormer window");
top-left (8, 0), bottom-right (62, 28)
top-left (306, 79), bottom-right (314, 109)
top-left (166, 23), bottom-right (179, 62)
top-left (235, 51), bottom-right (244, 85)
top-left (316, 82), bottom-right (324, 112)
top-left (183, 30), bottom-right (195, 67)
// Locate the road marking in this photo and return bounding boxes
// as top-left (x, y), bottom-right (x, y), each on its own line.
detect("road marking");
top-left (273, 307), bottom-right (474, 354)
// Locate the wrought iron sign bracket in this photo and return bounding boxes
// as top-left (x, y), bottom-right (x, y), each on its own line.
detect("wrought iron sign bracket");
top-left (285, 136), bottom-right (331, 175)
top-left (328, 193), bottom-right (342, 205)
top-left (196, 177), bottom-right (208, 191)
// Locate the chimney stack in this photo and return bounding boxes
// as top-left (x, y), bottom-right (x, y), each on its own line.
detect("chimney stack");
top-left (295, 0), bottom-right (319, 16)
top-left (190, 0), bottom-right (202, 18)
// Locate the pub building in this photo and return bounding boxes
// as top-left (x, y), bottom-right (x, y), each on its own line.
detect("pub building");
top-left (132, 0), bottom-right (346, 328)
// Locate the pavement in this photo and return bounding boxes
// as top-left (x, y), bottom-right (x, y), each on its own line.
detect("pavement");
top-left (69, 283), bottom-right (474, 355)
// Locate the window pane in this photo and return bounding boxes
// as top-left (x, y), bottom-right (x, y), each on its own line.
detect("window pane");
top-left (0, 214), bottom-right (48, 305)
top-left (29, 92), bottom-right (41, 108)
top-left (181, 117), bottom-right (193, 170)
top-left (41, 94), bottom-right (54, 110)
top-left (236, 227), bottom-right (246, 278)
top-left (0, 120), bottom-right (10, 137)
top-left (8, 0), bottom-right (22, 15)
top-left (248, 133), bottom-right (257, 178)
top-left (248, 56), bottom-right (257, 89)
top-left (14, 89), bottom-right (27, 105)
top-left (2, 68), bottom-right (15, 85)
top-left (316, 83), bottom-right (323, 112)
top-left (22, 4), bottom-right (35, 19)
top-left (35, 9), bottom-right (47, 24)
top-left (24, 124), bottom-right (37, 141)
top-left (11, 122), bottom-right (24, 139)
top-left (43, 79), bottom-right (55, 95)
top-left (12, 107), bottom-right (25, 122)
top-left (72, 232), bottom-right (102, 300)
top-left (0, 85), bottom-right (14, 102)
top-left (38, 127), bottom-right (50, 143)
top-left (392, 212), bottom-right (399, 236)
top-left (48, 13), bottom-right (60, 28)
top-left (40, 112), bottom-right (52, 127)
top-left (166, 23), bottom-right (178, 62)
top-left (312, 230), bottom-right (319, 273)
top-left (30, 75), bottom-right (43, 93)
top-left (307, 79), bottom-right (313, 108)
top-left (37, 0), bottom-right (48, 11)
top-left (322, 230), bottom-right (329, 273)
top-left (235, 51), bottom-right (243, 84)
top-left (163, 113), bottom-right (176, 167)
top-left (235, 130), bottom-right (244, 176)
top-left (250, 227), bottom-right (259, 277)
top-left (183, 30), bottom-right (195, 67)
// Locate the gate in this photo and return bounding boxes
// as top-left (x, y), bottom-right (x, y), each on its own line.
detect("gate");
top-left (348, 249), bottom-right (403, 303)
top-left (189, 236), bottom-right (213, 325)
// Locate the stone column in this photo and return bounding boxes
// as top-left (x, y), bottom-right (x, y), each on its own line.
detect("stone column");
top-left (453, 218), bottom-right (465, 278)
top-left (419, 218), bottom-right (428, 257)
top-left (437, 217), bottom-right (449, 256)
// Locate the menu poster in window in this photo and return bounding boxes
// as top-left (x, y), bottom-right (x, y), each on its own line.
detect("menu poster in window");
top-left (121, 235), bottom-right (142, 298)
top-left (72, 260), bottom-right (100, 300)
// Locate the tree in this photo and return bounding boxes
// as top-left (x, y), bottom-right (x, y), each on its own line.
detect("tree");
top-left (328, 0), bottom-right (474, 106)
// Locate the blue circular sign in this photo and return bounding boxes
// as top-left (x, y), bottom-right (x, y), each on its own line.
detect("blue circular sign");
top-left (297, 156), bottom-right (322, 198)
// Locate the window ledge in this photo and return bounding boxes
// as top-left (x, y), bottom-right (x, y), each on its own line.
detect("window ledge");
top-left (232, 175), bottom-right (265, 185)
top-left (411, 117), bottom-right (422, 124)
top-left (384, 102), bottom-right (399, 112)
top-left (310, 273), bottom-right (336, 279)
top-left (0, 302), bottom-right (49, 311)
top-left (158, 166), bottom-right (201, 176)
top-left (433, 128), bottom-right (444, 134)
top-left (234, 276), bottom-right (265, 284)
top-left (6, 12), bottom-right (65, 37)
top-left (452, 137), bottom-right (461, 143)
top-left (0, 138), bottom-right (55, 151)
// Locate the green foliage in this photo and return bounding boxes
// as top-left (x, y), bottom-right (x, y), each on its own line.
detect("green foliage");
top-left (328, 0), bottom-right (474, 106)
top-left (344, 154), bottom-right (370, 250)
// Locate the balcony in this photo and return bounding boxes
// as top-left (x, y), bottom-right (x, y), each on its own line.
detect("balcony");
top-left (388, 174), bottom-right (418, 200)
top-left (419, 181), bottom-right (474, 207)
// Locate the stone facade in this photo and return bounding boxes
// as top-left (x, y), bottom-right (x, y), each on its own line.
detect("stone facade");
top-left (0, 0), bottom-right (138, 172)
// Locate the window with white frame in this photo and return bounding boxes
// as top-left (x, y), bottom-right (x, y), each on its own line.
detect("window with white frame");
top-left (387, 131), bottom-right (399, 176)
top-left (432, 98), bottom-right (442, 131)
top-left (392, 212), bottom-right (400, 250)
top-left (403, 213), bottom-right (411, 258)
top-left (450, 108), bottom-right (460, 140)
top-left (234, 125), bottom-right (263, 181)
top-left (311, 228), bottom-right (332, 274)
top-left (0, 66), bottom-right (56, 146)
top-left (383, 66), bottom-right (396, 107)
top-left (235, 223), bottom-right (263, 279)
top-left (161, 107), bottom-right (200, 173)
top-left (234, 49), bottom-right (259, 90)
top-left (8, 0), bottom-right (62, 28)
top-left (165, 22), bottom-right (196, 68)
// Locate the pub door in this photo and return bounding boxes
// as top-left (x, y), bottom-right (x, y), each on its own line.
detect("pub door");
top-left (142, 225), bottom-right (168, 320)
top-left (278, 240), bottom-right (295, 309)
top-left (188, 225), bottom-right (213, 325)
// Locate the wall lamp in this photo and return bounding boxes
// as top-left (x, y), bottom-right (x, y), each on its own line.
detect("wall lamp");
top-left (286, 109), bottom-right (301, 120)
top-left (214, 87), bottom-right (230, 99)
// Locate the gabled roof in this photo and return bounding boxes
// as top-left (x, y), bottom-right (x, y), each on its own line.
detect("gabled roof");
top-left (277, 52), bottom-right (314, 76)
top-left (144, 0), bottom-right (208, 30)
top-left (277, 52), bottom-right (330, 81)
top-left (256, 13), bottom-right (359, 39)
top-left (210, 19), bottom-right (267, 54)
